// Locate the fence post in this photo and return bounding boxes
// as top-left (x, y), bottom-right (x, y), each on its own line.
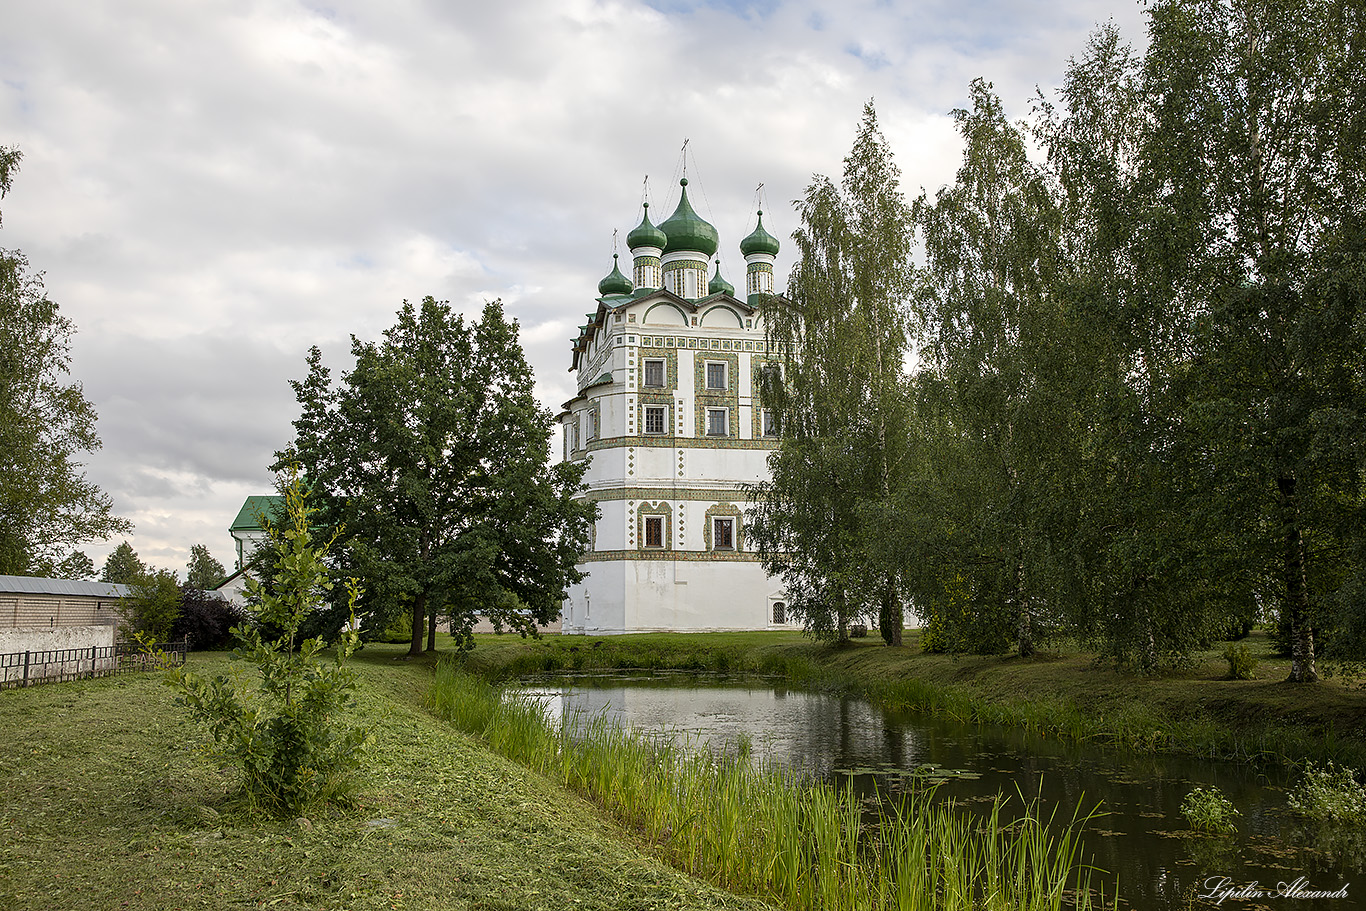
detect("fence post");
top-left (89, 645), bottom-right (96, 679)
top-left (23, 650), bottom-right (30, 687)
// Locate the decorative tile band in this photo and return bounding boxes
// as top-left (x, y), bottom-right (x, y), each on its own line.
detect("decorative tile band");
top-left (581, 486), bottom-right (757, 503)
top-left (585, 435), bottom-right (780, 452)
top-left (579, 549), bottom-right (764, 564)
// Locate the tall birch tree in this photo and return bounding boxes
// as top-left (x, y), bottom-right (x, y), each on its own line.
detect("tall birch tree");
top-left (749, 102), bottom-right (915, 644)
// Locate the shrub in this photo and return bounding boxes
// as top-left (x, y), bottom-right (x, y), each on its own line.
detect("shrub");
top-left (1222, 643), bottom-right (1257, 680)
top-left (172, 589), bottom-right (247, 650)
top-left (1181, 786), bottom-right (1240, 834)
top-left (1288, 762), bottom-right (1366, 827)
top-left (168, 469), bottom-right (368, 817)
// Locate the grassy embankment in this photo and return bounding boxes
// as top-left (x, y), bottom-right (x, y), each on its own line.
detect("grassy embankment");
top-left (460, 628), bottom-right (1366, 767)
top-left (0, 645), bottom-right (775, 911)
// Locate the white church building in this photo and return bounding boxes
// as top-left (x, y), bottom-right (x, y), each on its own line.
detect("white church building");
top-left (559, 177), bottom-right (797, 634)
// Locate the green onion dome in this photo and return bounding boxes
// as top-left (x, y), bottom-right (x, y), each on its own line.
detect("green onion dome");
top-left (708, 261), bottom-right (734, 296)
top-left (597, 254), bottom-right (633, 296)
top-left (659, 178), bottom-right (719, 257)
top-left (739, 210), bottom-right (780, 257)
top-left (626, 202), bottom-right (667, 250)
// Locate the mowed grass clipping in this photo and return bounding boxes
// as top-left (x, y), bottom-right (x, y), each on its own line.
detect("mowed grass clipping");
top-left (0, 645), bottom-right (775, 911)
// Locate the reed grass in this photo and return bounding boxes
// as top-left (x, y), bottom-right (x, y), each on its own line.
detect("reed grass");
top-left (428, 660), bottom-right (1109, 911)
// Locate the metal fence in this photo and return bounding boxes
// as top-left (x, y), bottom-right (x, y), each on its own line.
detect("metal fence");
top-left (0, 640), bottom-right (187, 689)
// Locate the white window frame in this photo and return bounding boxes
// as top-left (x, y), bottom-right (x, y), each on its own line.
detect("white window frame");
top-left (712, 516), bottom-right (735, 550)
top-left (644, 515), bottom-right (665, 548)
top-left (705, 407), bottom-right (728, 437)
top-left (588, 409), bottom-right (598, 440)
top-left (644, 405), bottom-right (667, 435)
top-left (643, 358), bottom-right (665, 388)
top-left (573, 416), bottom-right (581, 451)
top-left (761, 409), bottom-right (778, 437)
top-left (705, 361), bottom-right (727, 391)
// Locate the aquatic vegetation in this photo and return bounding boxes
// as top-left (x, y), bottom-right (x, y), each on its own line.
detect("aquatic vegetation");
top-left (1180, 786), bottom-right (1240, 834)
top-left (429, 660), bottom-right (1110, 911)
top-left (1288, 762), bottom-right (1366, 827)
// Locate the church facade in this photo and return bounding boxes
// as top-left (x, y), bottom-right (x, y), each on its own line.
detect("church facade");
top-left (559, 178), bottom-right (796, 634)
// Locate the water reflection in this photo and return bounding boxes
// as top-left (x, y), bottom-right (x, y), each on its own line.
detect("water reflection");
top-left (513, 673), bottom-right (1357, 911)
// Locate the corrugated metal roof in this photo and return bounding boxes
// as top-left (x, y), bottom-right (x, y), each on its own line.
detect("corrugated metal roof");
top-left (0, 575), bottom-right (132, 598)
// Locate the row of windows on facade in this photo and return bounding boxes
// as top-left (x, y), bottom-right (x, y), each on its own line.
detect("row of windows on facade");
top-left (641, 514), bottom-right (736, 550)
top-left (567, 405), bottom-right (777, 447)
top-left (642, 358), bottom-right (778, 390)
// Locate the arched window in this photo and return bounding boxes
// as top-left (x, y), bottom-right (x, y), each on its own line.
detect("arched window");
top-left (772, 602), bottom-right (786, 624)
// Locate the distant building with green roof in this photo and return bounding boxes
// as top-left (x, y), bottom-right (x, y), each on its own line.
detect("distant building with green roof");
top-left (228, 495), bottom-right (284, 569)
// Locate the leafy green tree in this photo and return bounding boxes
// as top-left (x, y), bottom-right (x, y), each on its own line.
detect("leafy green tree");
top-left (284, 297), bottom-right (596, 656)
top-left (910, 79), bottom-right (1069, 658)
top-left (55, 550), bottom-right (96, 581)
top-left (749, 102), bottom-right (916, 644)
top-left (121, 569), bottom-right (182, 642)
top-left (186, 543), bottom-right (227, 591)
top-left (100, 541), bottom-right (145, 585)
top-left (1023, 26), bottom-right (1235, 672)
top-left (169, 468), bottom-right (367, 816)
top-left (0, 147), bottom-right (131, 575)
top-left (1133, 0), bottom-right (1366, 681)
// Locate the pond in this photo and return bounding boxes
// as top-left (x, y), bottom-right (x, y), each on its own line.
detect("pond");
top-left (513, 672), bottom-right (1360, 910)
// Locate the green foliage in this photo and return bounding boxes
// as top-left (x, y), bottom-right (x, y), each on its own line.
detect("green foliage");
top-left (284, 297), bottom-right (595, 656)
top-left (100, 541), bottom-right (144, 584)
top-left (54, 550), bottom-right (95, 581)
top-left (816, 3), bottom-right (1366, 675)
top-left (0, 149), bottom-right (131, 576)
top-left (918, 613), bottom-right (948, 654)
top-left (1180, 786), bottom-right (1240, 833)
top-left (185, 543), bottom-right (226, 590)
top-left (749, 102), bottom-right (915, 644)
top-left (1132, 0), bottom-right (1366, 682)
top-left (1288, 762), bottom-right (1366, 827)
top-left (363, 604), bottom-right (412, 644)
top-left (916, 573), bottom-right (1011, 656)
top-left (121, 569), bottom-right (183, 642)
top-left (1222, 643), bottom-right (1258, 680)
top-left (168, 469), bottom-right (367, 817)
top-left (171, 589), bottom-right (248, 651)
top-left (909, 78), bottom-right (1070, 660)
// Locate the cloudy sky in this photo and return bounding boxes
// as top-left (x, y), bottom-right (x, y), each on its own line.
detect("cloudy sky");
top-left (3, 0), bottom-right (1147, 576)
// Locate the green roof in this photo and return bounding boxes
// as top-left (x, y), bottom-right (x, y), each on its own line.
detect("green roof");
top-left (597, 254), bottom-right (633, 296)
top-left (659, 178), bottom-right (719, 257)
top-left (740, 210), bottom-right (780, 257)
top-left (229, 495), bottom-right (285, 532)
top-left (626, 201), bottom-right (667, 250)
top-left (708, 260), bottom-right (734, 296)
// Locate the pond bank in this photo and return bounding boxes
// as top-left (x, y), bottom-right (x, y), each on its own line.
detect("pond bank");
top-left (0, 645), bottom-right (774, 911)
top-left (459, 629), bottom-right (1366, 768)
